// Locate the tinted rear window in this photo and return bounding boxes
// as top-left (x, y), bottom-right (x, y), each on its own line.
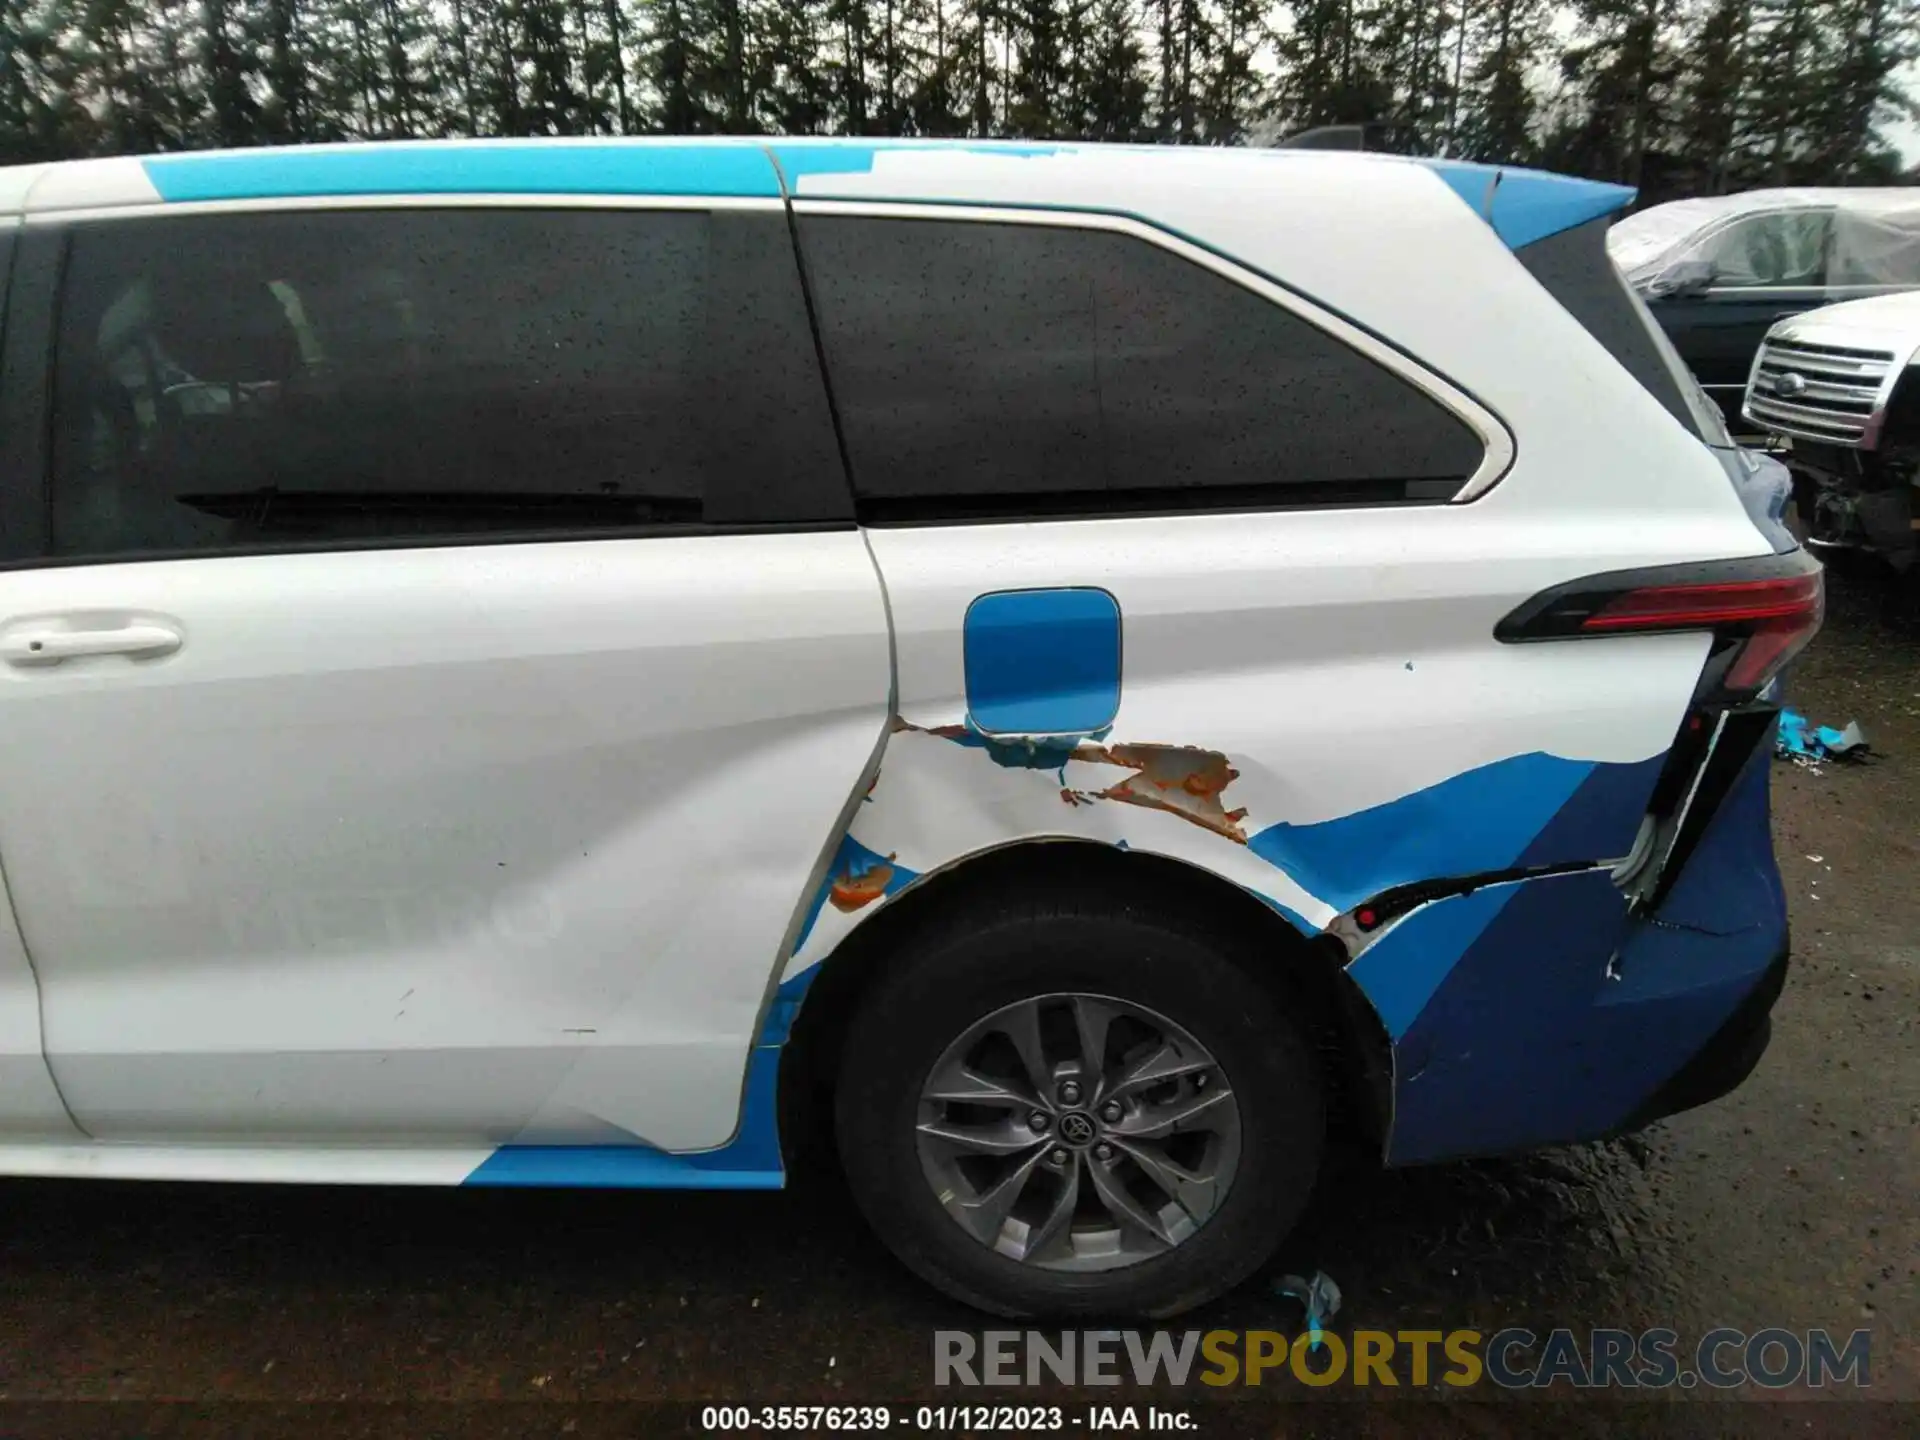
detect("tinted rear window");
top-left (800, 215), bottom-right (1485, 520)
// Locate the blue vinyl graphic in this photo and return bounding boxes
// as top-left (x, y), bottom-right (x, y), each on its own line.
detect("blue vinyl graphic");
top-left (1420, 160), bottom-right (1638, 248)
top-left (1245, 752), bottom-right (1594, 914)
top-left (144, 142), bottom-right (783, 203)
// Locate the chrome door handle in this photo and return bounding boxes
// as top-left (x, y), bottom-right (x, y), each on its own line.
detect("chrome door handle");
top-left (0, 621), bottom-right (183, 666)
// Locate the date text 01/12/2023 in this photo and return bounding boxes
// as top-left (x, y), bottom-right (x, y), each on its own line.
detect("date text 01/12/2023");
top-left (700, 1404), bottom-right (1196, 1431)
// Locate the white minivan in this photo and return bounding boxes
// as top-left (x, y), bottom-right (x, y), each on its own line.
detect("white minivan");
top-left (0, 139), bottom-right (1819, 1317)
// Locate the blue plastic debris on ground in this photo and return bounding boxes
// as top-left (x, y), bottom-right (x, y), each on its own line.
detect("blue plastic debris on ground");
top-left (1776, 709), bottom-right (1871, 765)
top-left (1275, 1271), bottom-right (1343, 1354)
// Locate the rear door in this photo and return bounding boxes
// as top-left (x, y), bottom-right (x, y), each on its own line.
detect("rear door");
top-left (0, 199), bottom-right (889, 1153)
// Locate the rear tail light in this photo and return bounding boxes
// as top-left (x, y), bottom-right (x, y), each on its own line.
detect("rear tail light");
top-left (1496, 552), bottom-right (1824, 700)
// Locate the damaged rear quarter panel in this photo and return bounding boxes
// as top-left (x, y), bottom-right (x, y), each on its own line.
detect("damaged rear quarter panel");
top-left (1383, 739), bottom-right (1787, 1163)
top-left (780, 518), bottom-right (1715, 1030)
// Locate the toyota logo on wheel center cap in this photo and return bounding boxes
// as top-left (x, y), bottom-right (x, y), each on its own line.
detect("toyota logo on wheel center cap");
top-left (1057, 1111), bottom-right (1098, 1146)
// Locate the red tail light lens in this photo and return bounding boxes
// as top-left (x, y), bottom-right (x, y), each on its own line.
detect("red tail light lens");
top-left (1496, 553), bottom-right (1825, 699)
top-left (1580, 570), bottom-right (1824, 692)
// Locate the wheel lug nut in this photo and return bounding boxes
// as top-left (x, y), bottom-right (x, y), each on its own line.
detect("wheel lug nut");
top-left (1058, 1081), bottom-right (1082, 1104)
top-left (1029, 1111), bottom-right (1050, 1132)
top-left (1100, 1101), bottom-right (1122, 1123)
top-left (1093, 1142), bottom-right (1114, 1162)
top-left (1048, 1148), bottom-right (1069, 1167)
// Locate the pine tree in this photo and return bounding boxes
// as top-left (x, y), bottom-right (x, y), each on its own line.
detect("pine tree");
top-left (689, 0), bottom-right (752, 130)
top-left (758, 0), bottom-right (835, 131)
top-left (1672, 0), bottom-right (1750, 191)
top-left (1741, 0), bottom-right (1833, 182)
top-left (946, 0), bottom-right (997, 135)
top-left (1005, 0), bottom-right (1067, 135)
top-left (1543, 0), bottom-right (1681, 187)
top-left (516, 0), bottom-right (587, 133)
top-left (1815, 0), bottom-right (1918, 181)
top-left (1273, 0), bottom-right (1391, 132)
top-left (202, 0), bottom-right (262, 144)
top-left (257, 0), bottom-right (321, 141)
top-left (1071, 0), bottom-right (1146, 137)
top-left (643, 0), bottom-right (701, 131)
top-left (823, 0), bottom-right (873, 131)
top-left (1, 0), bottom-right (89, 160)
top-left (1199, 0), bottom-right (1262, 142)
top-left (1454, 0), bottom-right (1546, 162)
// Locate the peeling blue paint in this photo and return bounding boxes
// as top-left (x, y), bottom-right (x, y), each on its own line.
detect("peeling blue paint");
top-left (757, 964), bottom-right (821, 1048)
top-left (144, 141), bottom-right (782, 203)
top-left (927, 723), bottom-right (1111, 776)
top-left (791, 832), bottom-right (920, 957)
top-left (1245, 752), bottom-right (1598, 915)
top-left (769, 140), bottom-right (1064, 188)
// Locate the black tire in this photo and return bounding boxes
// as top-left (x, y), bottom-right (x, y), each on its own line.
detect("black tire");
top-left (833, 895), bottom-right (1323, 1318)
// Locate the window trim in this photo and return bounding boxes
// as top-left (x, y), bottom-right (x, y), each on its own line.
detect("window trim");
top-left (20, 192), bottom-right (788, 226)
top-left (791, 198), bottom-right (1516, 504)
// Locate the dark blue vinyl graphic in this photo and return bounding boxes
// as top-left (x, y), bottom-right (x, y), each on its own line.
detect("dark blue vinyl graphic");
top-left (1383, 741), bottom-right (1786, 1164)
top-left (964, 588), bottom-right (1122, 736)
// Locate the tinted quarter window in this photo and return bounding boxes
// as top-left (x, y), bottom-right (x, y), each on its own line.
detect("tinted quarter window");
top-left (799, 215), bottom-right (1484, 518)
top-left (50, 207), bottom-right (846, 559)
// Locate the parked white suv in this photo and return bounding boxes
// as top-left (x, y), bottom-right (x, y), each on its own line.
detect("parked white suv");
top-left (0, 139), bottom-right (1820, 1317)
top-left (1745, 290), bottom-right (1920, 576)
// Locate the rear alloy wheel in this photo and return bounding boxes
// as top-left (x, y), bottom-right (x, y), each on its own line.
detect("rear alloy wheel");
top-left (835, 899), bottom-right (1323, 1317)
top-left (915, 992), bottom-right (1240, 1271)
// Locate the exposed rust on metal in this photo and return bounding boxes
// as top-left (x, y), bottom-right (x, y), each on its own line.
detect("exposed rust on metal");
top-left (1077, 744), bottom-right (1251, 843)
top-left (829, 854), bottom-right (897, 912)
top-left (893, 717), bottom-right (1252, 844)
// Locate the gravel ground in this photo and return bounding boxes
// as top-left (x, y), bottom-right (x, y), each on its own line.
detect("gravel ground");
top-left (0, 571), bottom-right (1913, 1439)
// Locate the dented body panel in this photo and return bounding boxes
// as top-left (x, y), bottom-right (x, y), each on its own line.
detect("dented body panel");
top-left (780, 506), bottom-right (1784, 1164)
top-left (0, 137), bottom-right (1796, 1189)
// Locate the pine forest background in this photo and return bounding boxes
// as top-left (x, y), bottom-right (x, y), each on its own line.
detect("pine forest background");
top-left (3, 0), bottom-right (1917, 207)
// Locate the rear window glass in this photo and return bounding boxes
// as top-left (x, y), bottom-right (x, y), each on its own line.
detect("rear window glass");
top-left (800, 215), bottom-right (1486, 520)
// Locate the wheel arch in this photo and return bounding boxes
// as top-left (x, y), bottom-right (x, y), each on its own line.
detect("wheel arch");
top-left (776, 838), bottom-right (1393, 1176)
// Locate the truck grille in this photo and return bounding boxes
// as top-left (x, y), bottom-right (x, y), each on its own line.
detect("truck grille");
top-left (1745, 337), bottom-right (1896, 447)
